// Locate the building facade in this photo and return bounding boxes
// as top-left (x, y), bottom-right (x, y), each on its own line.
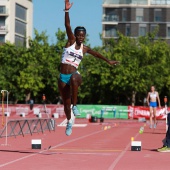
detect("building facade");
top-left (102, 0), bottom-right (170, 43)
top-left (0, 0), bottom-right (33, 47)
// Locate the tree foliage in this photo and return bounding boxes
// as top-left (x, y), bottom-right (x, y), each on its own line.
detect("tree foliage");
top-left (0, 29), bottom-right (61, 103)
top-left (1, 28), bottom-right (170, 105)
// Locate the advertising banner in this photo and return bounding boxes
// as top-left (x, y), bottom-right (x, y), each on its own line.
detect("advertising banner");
top-left (78, 105), bottom-right (128, 119)
top-left (0, 104), bottom-right (129, 119)
top-left (128, 106), bottom-right (169, 120)
top-left (1, 104), bottom-right (168, 120)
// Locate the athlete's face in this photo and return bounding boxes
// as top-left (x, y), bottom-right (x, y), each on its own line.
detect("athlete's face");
top-left (151, 86), bottom-right (155, 92)
top-left (75, 31), bottom-right (86, 44)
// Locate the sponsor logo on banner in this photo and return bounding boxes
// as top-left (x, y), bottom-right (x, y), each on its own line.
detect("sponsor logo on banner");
top-left (128, 106), bottom-right (168, 120)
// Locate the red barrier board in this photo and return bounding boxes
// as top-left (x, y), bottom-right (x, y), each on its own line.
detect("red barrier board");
top-left (0, 104), bottom-right (169, 120)
top-left (128, 106), bottom-right (169, 120)
top-left (0, 104), bottom-right (65, 118)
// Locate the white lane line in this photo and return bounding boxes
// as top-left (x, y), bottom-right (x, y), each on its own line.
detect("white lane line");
top-left (58, 124), bottom-right (87, 127)
top-left (0, 129), bottom-right (104, 168)
top-left (108, 132), bottom-right (139, 170)
top-left (0, 152), bottom-right (38, 168)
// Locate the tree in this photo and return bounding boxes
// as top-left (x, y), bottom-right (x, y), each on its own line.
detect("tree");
top-left (1, 28), bottom-right (170, 105)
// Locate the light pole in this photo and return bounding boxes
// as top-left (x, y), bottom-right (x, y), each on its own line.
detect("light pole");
top-left (1, 90), bottom-right (9, 146)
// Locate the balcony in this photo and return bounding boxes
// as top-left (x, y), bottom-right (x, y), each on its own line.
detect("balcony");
top-left (103, 0), bottom-right (148, 5)
top-left (103, 26), bottom-right (118, 38)
top-left (103, 15), bottom-right (119, 22)
top-left (105, 31), bottom-right (118, 38)
top-left (102, 15), bottom-right (119, 25)
top-left (151, 0), bottom-right (170, 5)
top-left (0, 25), bottom-right (8, 34)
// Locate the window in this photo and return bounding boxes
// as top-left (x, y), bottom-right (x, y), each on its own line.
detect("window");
top-left (105, 25), bottom-right (117, 37)
top-left (0, 16), bottom-right (5, 26)
top-left (15, 35), bottom-right (26, 47)
top-left (167, 26), bottom-right (170, 37)
top-left (139, 24), bottom-right (146, 36)
top-left (0, 6), bottom-right (6, 14)
top-left (0, 35), bottom-right (5, 43)
top-left (105, 8), bottom-right (119, 21)
top-left (154, 9), bottom-right (162, 22)
top-left (15, 4), bottom-right (27, 21)
top-left (150, 24), bottom-right (158, 37)
top-left (150, 25), bottom-right (157, 32)
top-left (126, 24), bottom-right (130, 36)
top-left (136, 8), bottom-right (143, 22)
top-left (122, 9), bottom-right (127, 21)
top-left (15, 19), bottom-right (26, 36)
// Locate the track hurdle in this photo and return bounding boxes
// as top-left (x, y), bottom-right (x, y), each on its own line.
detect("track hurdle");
top-left (0, 118), bottom-right (55, 138)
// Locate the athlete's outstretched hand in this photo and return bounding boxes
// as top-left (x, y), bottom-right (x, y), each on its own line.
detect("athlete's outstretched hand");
top-left (65, 0), bottom-right (73, 10)
top-left (108, 60), bottom-right (120, 66)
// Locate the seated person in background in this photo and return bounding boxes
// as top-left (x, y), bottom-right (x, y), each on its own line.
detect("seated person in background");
top-left (157, 113), bottom-right (170, 152)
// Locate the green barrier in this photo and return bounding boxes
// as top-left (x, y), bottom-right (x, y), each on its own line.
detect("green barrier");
top-left (77, 105), bottom-right (128, 119)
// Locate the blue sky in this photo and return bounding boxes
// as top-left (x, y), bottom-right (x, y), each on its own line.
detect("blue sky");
top-left (33, 0), bottom-right (103, 47)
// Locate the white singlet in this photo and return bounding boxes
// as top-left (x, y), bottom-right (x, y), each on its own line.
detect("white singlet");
top-left (149, 92), bottom-right (157, 99)
top-left (61, 42), bottom-right (83, 69)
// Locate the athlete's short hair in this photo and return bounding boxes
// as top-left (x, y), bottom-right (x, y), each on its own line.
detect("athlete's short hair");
top-left (74, 26), bottom-right (86, 35)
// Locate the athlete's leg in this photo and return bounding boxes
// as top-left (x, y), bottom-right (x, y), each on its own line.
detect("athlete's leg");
top-left (69, 73), bottom-right (82, 116)
top-left (149, 107), bottom-right (153, 128)
top-left (153, 107), bottom-right (157, 128)
top-left (70, 73), bottom-right (82, 106)
top-left (58, 79), bottom-right (74, 136)
top-left (58, 80), bottom-right (71, 120)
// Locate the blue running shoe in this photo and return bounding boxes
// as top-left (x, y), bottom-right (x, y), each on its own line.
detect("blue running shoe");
top-left (65, 121), bottom-right (73, 136)
top-left (154, 124), bottom-right (157, 129)
top-left (72, 105), bottom-right (81, 116)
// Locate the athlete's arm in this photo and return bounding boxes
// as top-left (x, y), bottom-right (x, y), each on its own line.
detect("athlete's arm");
top-left (157, 92), bottom-right (161, 108)
top-left (64, 0), bottom-right (75, 46)
top-left (146, 92), bottom-right (150, 106)
top-left (84, 46), bottom-right (119, 65)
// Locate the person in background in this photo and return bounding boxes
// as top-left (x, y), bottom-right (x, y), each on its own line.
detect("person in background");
top-left (157, 113), bottom-right (170, 152)
top-left (29, 99), bottom-right (34, 110)
top-left (147, 85), bottom-right (161, 129)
